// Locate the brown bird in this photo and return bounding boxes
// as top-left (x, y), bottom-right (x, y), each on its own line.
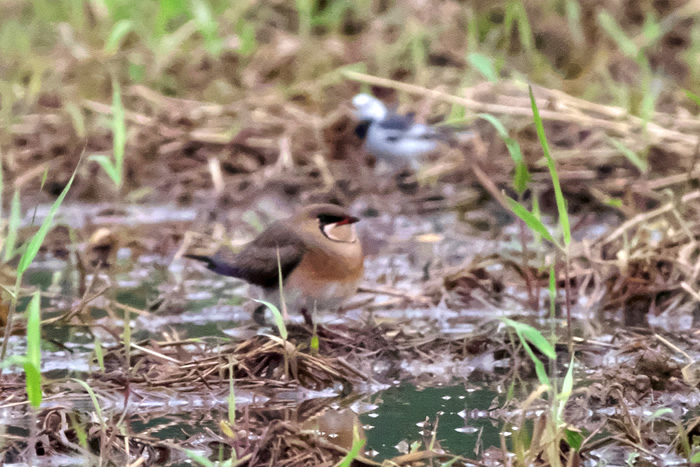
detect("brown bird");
top-left (185, 204), bottom-right (364, 323)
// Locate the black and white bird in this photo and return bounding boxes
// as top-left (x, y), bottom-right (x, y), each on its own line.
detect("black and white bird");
top-left (352, 93), bottom-right (451, 169)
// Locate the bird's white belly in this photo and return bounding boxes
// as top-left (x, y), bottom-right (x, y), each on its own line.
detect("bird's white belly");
top-left (365, 126), bottom-right (436, 167)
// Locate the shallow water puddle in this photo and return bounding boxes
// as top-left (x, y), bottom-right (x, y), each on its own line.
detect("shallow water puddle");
top-left (360, 384), bottom-right (503, 459)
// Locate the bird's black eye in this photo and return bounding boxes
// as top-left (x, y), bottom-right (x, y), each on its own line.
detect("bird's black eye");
top-left (317, 214), bottom-right (345, 226)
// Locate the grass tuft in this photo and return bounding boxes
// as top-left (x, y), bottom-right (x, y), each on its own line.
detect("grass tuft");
top-left (528, 85), bottom-right (570, 247)
top-left (89, 79), bottom-right (126, 191)
top-left (1, 154), bottom-right (81, 361)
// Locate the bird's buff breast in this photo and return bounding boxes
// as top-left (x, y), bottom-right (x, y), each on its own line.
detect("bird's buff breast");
top-left (283, 254), bottom-right (363, 310)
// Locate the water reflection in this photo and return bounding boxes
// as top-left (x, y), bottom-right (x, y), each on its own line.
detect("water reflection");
top-left (361, 384), bottom-right (502, 460)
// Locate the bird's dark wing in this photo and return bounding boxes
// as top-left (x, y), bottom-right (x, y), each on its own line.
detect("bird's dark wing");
top-left (354, 120), bottom-right (372, 139)
top-left (377, 112), bottom-right (415, 131)
top-left (185, 221), bottom-right (306, 288)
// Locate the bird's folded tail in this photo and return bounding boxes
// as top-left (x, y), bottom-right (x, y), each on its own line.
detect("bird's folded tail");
top-left (184, 253), bottom-right (242, 278)
top-left (432, 125), bottom-right (476, 146)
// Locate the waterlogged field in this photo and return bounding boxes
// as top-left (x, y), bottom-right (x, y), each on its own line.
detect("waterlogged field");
top-left (2, 0), bottom-right (700, 466)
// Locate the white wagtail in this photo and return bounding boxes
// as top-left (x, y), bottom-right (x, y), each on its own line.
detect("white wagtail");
top-left (352, 93), bottom-right (452, 169)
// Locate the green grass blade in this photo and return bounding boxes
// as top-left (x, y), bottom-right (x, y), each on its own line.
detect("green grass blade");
top-left (514, 1), bottom-right (533, 53)
top-left (440, 457), bottom-right (461, 466)
top-left (26, 291), bottom-right (41, 368)
top-left (228, 358), bottom-right (236, 426)
top-left (641, 12), bottom-right (662, 44)
top-left (40, 167), bottom-right (48, 190)
top-left (648, 408), bottom-right (673, 420)
top-left (685, 89), bottom-right (700, 106)
top-left (478, 113), bottom-right (530, 193)
top-left (190, 0), bottom-right (222, 56)
top-left (608, 138), bottom-right (647, 173)
top-left (598, 10), bottom-right (638, 59)
top-left (157, 0), bottom-right (188, 32)
top-left (503, 0), bottom-right (533, 54)
top-left (468, 53), bottom-right (498, 83)
top-left (24, 291), bottom-right (42, 408)
top-left (23, 362), bottom-right (42, 408)
top-left (338, 424), bottom-right (366, 467)
top-left (252, 299), bottom-right (287, 340)
top-left (89, 155), bottom-right (120, 186)
top-left (565, 428), bottom-right (584, 451)
top-left (502, 318), bottom-right (556, 360)
top-left (94, 336), bottom-right (105, 372)
top-left (639, 75), bottom-right (660, 126)
top-left (185, 450), bottom-right (215, 467)
top-left (505, 196), bottom-right (559, 248)
top-left (72, 378), bottom-right (106, 431)
top-left (447, 102), bottom-right (465, 123)
top-left (104, 19), bottom-right (133, 53)
top-left (310, 332), bottom-right (319, 354)
top-left (558, 355), bottom-right (575, 401)
top-left (65, 103), bottom-right (86, 139)
top-left (522, 329), bottom-right (556, 360)
top-left (68, 413), bottom-right (88, 448)
top-left (564, 0), bottom-right (584, 45)
top-left (528, 85), bottom-right (570, 246)
top-left (17, 160), bottom-right (79, 275)
top-left (519, 334), bottom-right (550, 387)
top-left (236, 22), bottom-right (257, 56)
top-left (295, 0), bottom-right (313, 37)
top-left (512, 159), bottom-right (531, 195)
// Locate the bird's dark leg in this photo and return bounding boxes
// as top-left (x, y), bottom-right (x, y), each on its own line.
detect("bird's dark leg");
top-left (300, 308), bottom-right (314, 327)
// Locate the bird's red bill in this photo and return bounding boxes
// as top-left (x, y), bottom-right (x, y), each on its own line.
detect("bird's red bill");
top-left (337, 216), bottom-right (360, 225)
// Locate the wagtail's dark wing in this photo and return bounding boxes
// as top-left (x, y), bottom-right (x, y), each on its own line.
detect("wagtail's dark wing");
top-left (355, 108), bottom-right (413, 141)
top-left (377, 112), bottom-right (415, 132)
top-left (185, 221), bottom-right (306, 288)
top-left (376, 112), bottom-right (448, 142)
top-left (354, 120), bottom-right (372, 139)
